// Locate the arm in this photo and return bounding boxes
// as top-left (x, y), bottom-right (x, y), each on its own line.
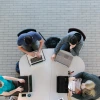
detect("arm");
top-left (74, 72), bottom-right (93, 80)
top-left (18, 46), bottom-right (35, 57)
top-left (3, 76), bottom-right (19, 81)
top-left (18, 46), bottom-right (29, 54)
top-left (38, 39), bottom-right (44, 52)
top-left (1, 89), bottom-right (17, 96)
top-left (70, 42), bottom-right (83, 56)
top-left (3, 76), bottom-right (25, 83)
top-left (67, 93), bottom-right (72, 100)
top-left (1, 87), bottom-right (23, 96)
top-left (72, 93), bottom-right (93, 100)
top-left (54, 36), bottom-right (68, 55)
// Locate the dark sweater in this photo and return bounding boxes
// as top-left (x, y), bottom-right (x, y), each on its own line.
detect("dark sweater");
top-left (54, 31), bottom-right (83, 56)
top-left (72, 72), bottom-right (100, 100)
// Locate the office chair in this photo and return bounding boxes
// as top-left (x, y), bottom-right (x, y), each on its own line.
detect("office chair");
top-left (17, 29), bottom-right (36, 37)
top-left (68, 28), bottom-right (86, 41)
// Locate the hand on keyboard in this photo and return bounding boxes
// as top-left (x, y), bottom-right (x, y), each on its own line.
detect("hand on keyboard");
top-left (27, 52), bottom-right (35, 57)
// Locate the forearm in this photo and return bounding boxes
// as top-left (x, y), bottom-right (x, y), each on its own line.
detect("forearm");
top-left (38, 40), bottom-right (44, 52)
top-left (3, 76), bottom-right (19, 81)
top-left (70, 49), bottom-right (78, 56)
top-left (74, 72), bottom-right (84, 79)
top-left (2, 89), bottom-right (17, 96)
top-left (18, 46), bottom-right (29, 54)
top-left (67, 93), bottom-right (72, 100)
top-left (54, 40), bottom-right (64, 55)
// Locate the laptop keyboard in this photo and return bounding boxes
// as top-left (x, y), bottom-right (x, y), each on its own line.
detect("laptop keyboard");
top-left (30, 56), bottom-right (43, 63)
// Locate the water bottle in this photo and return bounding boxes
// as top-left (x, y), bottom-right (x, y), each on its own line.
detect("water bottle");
top-left (27, 93), bottom-right (31, 97)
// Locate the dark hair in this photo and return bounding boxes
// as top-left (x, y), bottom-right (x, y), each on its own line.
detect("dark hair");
top-left (0, 81), bottom-right (2, 87)
top-left (24, 36), bottom-right (32, 45)
top-left (69, 35), bottom-right (78, 45)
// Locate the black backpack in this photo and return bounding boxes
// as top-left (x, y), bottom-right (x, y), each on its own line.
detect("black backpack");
top-left (45, 37), bottom-right (60, 48)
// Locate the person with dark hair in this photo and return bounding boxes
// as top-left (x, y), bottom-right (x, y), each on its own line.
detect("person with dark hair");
top-left (0, 75), bottom-right (25, 96)
top-left (51, 31), bottom-right (83, 60)
top-left (17, 31), bottom-right (44, 57)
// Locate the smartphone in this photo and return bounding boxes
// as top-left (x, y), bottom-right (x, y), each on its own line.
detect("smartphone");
top-left (22, 94), bottom-right (26, 97)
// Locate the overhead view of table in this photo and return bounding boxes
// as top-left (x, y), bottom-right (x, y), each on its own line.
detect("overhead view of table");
top-left (18, 49), bottom-right (85, 100)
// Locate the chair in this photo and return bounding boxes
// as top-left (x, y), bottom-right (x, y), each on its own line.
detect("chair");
top-left (17, 29), bottom-right (36, 37)
top-left (17, 29), bottom-right (46, 41)
top-left (68, 28), bottom-right (86, 41)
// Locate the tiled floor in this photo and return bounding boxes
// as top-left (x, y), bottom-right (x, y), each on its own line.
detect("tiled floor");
top-left (0, 0), bottom-right (100, 100)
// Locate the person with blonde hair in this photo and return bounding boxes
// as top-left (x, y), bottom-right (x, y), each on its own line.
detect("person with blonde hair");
top-left (68, 72), bottom-right (100, 100)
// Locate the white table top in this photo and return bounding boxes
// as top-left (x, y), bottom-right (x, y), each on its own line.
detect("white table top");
top-left (18, 49), bottom-right (85, 100)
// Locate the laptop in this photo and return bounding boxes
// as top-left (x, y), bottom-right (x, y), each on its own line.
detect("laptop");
top-left (57, 76), bottom-right (68, 93)
top-left (55, 50), bottom-right (73, 67)
top-left (27, 50), bottom-right (45, 66)
top-left (18, 75), bottom-right (32, 92)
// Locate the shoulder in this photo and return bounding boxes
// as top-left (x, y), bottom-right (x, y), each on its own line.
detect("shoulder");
top-left (0, 76), bottom-right (4, 80)
top-left (27, 31), bottom-right (37, 36)
top-left (18, 34), bottom-right (25, 41)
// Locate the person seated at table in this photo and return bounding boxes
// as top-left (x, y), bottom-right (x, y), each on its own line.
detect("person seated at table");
top-left (51, 31), bottom-right (84, 60)
top-left (68, 72), bottom-right (100, 100)
top-left (17, 31), bottom-right (44, 57)
top-left (0, 75), bottom-right (25, 96)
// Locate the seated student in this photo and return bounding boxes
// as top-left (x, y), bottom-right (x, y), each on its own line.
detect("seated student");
top-left (68, 72), bottom-right (100, 100)
top-left (51, 31), bottom-right (84, 60)
top-left (0, 75), bottom-right (25, 96)
top-left (17, 31), bottom-right (44, 57)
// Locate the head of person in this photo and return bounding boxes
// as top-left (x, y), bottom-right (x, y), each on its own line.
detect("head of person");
top-left (81, 80), bottom-right (96, 97)
top-left (69, 35), bottom-right (78, 47)
top-left (24, 36), bottom-right (33, 45)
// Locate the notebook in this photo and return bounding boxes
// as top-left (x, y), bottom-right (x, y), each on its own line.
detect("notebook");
top-left (68, 81), bottom-right (75, 92)
top-left (55, 50), bottom-right (73, 67)
top-left (27, 50), bottom-right (45, 66)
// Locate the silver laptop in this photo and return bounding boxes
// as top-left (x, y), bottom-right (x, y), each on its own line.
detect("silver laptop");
top-left (55, 50), bottom-right (73, 67)
top-left (26, 50), bottom-right (45, 66)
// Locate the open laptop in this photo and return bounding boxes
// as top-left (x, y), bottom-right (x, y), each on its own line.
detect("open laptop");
top-left (57, 76), bottom-right (68, 93)
top-left (11, 75), bottom-right (32, 96)
top-left (55, 50), bottom-right (73, 67)
top-left (26, 50), bottom-right (45, 66)
top-left (18, 75), bottom-right (32, 92)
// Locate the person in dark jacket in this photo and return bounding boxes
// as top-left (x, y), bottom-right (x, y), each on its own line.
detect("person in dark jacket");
top-left (68, 72), bottom-right (100, 100)
top-left (51, 31), bottom-right (84, 60)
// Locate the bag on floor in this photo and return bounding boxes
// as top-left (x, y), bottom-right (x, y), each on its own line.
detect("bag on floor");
top-left (15, 61), bottom-right (20, 74)
top-left (45, 37), bottom-right (60, 48)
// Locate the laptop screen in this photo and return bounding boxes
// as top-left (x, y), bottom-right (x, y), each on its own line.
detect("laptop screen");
top-left (27, 50), bottom-right (45, 66)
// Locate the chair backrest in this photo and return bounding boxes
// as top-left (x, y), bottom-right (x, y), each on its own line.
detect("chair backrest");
top-left (68, 28), bottom-right (86, 41)
top-left (17, 29), bottom-right (36, 37)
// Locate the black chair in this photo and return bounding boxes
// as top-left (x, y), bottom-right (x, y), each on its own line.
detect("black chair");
top-left (68, 28), bottom-right (86, 41)
top-left (17, 29), bottom-right (46, 42)
top-left (17, 29), bottom-right (36, 37)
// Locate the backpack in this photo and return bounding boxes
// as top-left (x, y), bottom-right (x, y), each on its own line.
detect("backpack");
top-left (45, 37), bottom-right (60, 48)
top-left (15, 61), bottom-right (20, 74)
